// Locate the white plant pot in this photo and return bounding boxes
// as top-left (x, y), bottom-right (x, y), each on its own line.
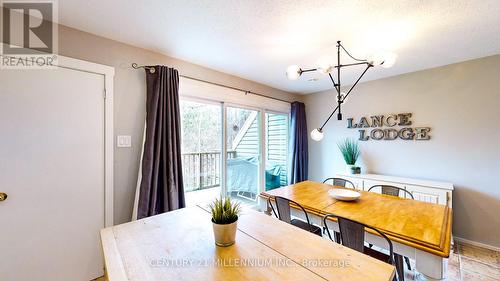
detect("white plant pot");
top-left (212, 219), bottom-right (238, 247)
top-left (346, 165), bottom-right (356, 174)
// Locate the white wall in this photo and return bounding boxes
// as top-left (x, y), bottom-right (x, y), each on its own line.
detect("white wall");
top-left (304, 55), bottom-right (500, 248)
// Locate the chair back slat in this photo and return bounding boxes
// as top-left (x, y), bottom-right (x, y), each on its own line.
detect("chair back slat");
top-left (268, 196), bottom-right (314, 232)
top-left (275, 197), bottom-right (292, 223)
top-left (323, 177), bottom-right (355, 189)
top-left (381, 185), bottom-right (400, 197)
top-left (368, 184), bottom-right (414, 200)
top-left (333, 178), bottom-right (348, 187)
top-left (338, 217), bottom-right (365, 253)
top-left (323, 214), bottom-right (394, 265)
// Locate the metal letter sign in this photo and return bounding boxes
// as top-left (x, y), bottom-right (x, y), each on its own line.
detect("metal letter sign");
top-left (347, 113), bottom-right (431, 141)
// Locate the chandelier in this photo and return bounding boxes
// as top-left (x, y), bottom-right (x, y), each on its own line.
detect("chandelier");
top-left (286, 41), bottom-right (396, 141)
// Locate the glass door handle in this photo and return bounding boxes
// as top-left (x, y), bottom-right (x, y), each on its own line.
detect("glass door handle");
top-left (0, 192), bottom-right (7, 201)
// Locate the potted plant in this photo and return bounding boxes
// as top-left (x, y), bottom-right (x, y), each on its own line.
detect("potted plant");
top-left (209, 197), bottom-right (241, 247)
top-left (338, 138), bottom-right (361, 174)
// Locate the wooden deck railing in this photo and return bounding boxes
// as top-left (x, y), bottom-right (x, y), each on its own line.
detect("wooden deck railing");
top-left (182, 151), bottom-right (236, 192)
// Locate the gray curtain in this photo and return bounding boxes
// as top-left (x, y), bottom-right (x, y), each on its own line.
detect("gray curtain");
top-left (288, 101), bottom-right (308, 184)
top-left (137, 65), bottom-right (185, 219)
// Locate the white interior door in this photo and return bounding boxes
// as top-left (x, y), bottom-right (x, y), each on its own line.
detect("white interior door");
top-left (0, 67), bottom-right (106, 280)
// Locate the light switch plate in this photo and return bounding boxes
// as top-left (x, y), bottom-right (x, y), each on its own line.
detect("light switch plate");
top-left (117, 135), bottom-right (132, 148)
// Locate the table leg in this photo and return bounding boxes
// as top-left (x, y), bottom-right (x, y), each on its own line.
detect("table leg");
top-left (258, 197), bottom-right (268, 213)
top-left (415, 249), bottom-right (447, 280)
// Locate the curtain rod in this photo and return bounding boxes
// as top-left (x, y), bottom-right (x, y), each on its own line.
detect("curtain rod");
top-left (131, 63), bottom-right (292, 104)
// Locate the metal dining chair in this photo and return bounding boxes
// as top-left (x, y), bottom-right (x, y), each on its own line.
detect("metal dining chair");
top-left (323, 177), bottom-right (356, 188)
top-left (323, 214), bottom-right (401, 281)
top-left (268, 196), bottom-right (322, 236)
top-left (368, 184), bottom-right (414, 277)
top-left (322, 177), bottom-right (356, 239)
top-left (368, 185), bottom-right (414, 200)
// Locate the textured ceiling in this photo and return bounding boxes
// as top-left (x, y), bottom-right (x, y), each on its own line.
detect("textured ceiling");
top-left (57, 0), bottom-right (500, 94)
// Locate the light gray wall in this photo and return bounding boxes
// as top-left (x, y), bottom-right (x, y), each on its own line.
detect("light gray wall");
top-left (304, 55), bottom-right (500, 247)
top-left (57, 25), bottom-right (302, 225)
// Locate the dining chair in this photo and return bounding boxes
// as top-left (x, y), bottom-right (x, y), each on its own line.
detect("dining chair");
top-left (323, 177), bottom-right (355, 189)
top-left (368, 184), bottom-right (413, 274)
top-left (367, 185), bottom-right (414, 200)
top-left (322, 177), bottom-right (356, 240)
top-left (268, 196), bottom-right (322, 236)
top-left (323, 214), bottom-right (402, 281)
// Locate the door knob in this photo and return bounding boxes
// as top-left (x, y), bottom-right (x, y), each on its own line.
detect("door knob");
top-left (0, 192), bottom-right (7, 201)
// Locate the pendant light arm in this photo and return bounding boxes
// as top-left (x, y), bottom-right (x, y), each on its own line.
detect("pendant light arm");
top-left (339, 62), bottom-right (372, 68)
top-left (337, 41), bottom-right (342, 97)
top-left (300, 68), bottom-right (317, 74)
top-left (339, 43), bottom-right (367, 62)
top-left (340, 64), bottom-right (372, 102)
top-left (328, 73), bottom-right (339, 89)
top-left (300, 63), bottom-right (369, 81)
top-left (319, 103), bottom-right (341, 131)
top-left (318, 64), bottom-right (372, 131)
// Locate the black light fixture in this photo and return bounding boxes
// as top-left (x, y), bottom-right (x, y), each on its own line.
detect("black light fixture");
top-left (286, 41), bottom-right (396, 141)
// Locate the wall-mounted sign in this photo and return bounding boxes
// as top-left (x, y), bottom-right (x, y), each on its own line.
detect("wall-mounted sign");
top-left (347, 113), bottom-right (431, 141)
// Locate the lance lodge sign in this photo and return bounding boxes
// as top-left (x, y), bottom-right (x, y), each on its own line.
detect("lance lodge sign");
top-left (347, 113), bottom-right (431, 141)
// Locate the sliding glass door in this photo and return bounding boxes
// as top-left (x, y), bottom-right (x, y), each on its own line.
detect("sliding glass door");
top-left (180, 98), bottom-right (288, 208)
top-left (180, 99), bottom-right (222, 207)
top-left (225, 106), bottom-right (261, 206)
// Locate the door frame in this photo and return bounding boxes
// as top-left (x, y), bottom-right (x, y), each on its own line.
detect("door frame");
top-left (0, 53), bottom-right (116, 227)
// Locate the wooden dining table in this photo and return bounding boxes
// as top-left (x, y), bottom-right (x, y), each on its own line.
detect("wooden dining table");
top-left (259, 180), bottom-right (453, 281)
top-left (100, 205), bottom-right (395, 281)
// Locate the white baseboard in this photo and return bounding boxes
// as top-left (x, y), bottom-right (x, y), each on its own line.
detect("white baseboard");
top-left (454, 236), bottom-right (500, 252)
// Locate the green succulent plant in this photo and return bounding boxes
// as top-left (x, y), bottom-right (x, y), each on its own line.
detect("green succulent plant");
top-left (209, 197), bottom-right (241, 224)
top-left (338, 138), bottom-right (360, 165)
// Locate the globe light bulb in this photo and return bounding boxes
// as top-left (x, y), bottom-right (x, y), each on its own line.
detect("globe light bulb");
top-left (367, 51), bottom-right (397, 68)
top-left (316, 55), bottom-right (335, 75)
top-left (381, 52), bottom-right (397, 68)
top-left (310, 128), bottom-right (324, 141)
top-left (367, 52), bottom-right (385, 66)
top-left (286, 65), bottom-right (302, 80)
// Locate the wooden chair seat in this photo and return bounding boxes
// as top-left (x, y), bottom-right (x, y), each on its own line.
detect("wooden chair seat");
top-left (291, 219), bottom-right (322, 236)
